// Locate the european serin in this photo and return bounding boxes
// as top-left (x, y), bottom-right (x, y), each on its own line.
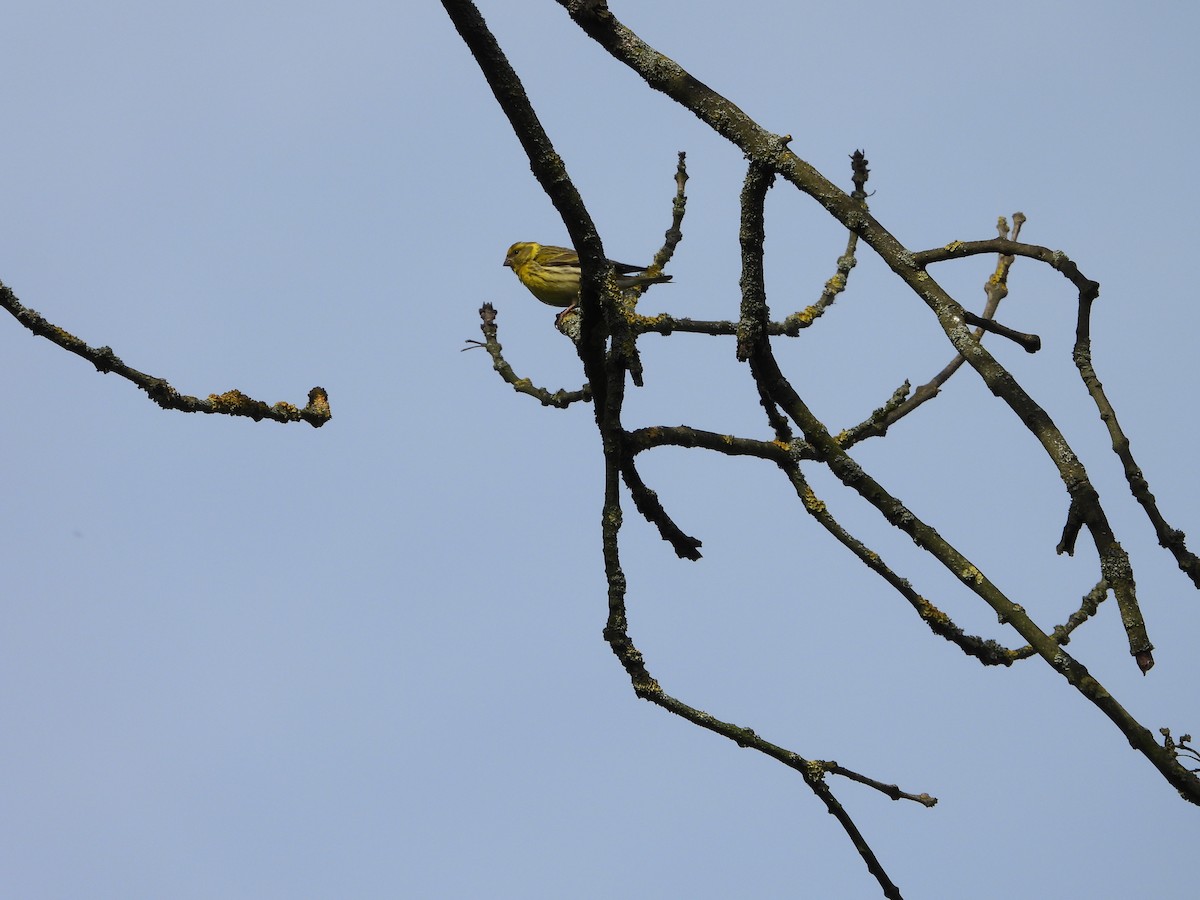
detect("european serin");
top-left (503, 241), bottom-right (671, 311)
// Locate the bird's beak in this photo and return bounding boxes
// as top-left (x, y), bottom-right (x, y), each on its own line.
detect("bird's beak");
top-left (502, 258), bottom-right (512, 268)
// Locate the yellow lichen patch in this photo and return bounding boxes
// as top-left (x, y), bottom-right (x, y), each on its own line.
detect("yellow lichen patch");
top-left (626, 310), bottom-right (669, 329)
top-left (801, 486), bottom-right (826, 513)
top-left (916, 596), bottom-right (951, 625)
top-left (208, 389), bottom-right (250, 411)
top-left (770, 439), bottom-right (791, 452)
top-left (634, 676), bottom-right (663, 696)
top-left (959, 565), bottom-right (984, 585)
top-left (943, 240), bottom-right (964, 252)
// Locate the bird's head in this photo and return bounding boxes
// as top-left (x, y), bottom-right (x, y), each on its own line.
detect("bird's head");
top-left (503, 242), bottom-right (539, 269)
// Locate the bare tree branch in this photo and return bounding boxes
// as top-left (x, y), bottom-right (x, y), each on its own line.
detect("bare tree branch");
top-left (1, 279), bottom-right (330, 427)
top-left (447, 2), bottom-right (1200, 895)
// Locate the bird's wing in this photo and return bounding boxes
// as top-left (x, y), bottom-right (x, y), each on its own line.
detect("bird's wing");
top-left (541, 255), bottom-right (582, 269)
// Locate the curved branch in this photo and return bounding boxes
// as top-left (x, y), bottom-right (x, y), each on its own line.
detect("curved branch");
top-left (468, 303), bottom-right (590, 408)
top-left (1, 279), bottom-right (330, 427)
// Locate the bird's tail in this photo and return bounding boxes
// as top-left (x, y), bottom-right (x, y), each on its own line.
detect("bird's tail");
top-left (617, 272), bottom-right (672, 289)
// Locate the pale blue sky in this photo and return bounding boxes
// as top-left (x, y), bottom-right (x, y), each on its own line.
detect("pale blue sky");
top-left (2, 2), bottom-right (1198, 897)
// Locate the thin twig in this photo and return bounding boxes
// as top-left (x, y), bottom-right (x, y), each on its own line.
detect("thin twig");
top-left (468, 303), bottom-right (590, 408)
top-left (1071, 284), bottom-right (1200, 588)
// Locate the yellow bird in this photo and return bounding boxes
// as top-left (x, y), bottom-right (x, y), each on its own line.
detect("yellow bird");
top-left (503, 241), bottom-right (671, 311)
